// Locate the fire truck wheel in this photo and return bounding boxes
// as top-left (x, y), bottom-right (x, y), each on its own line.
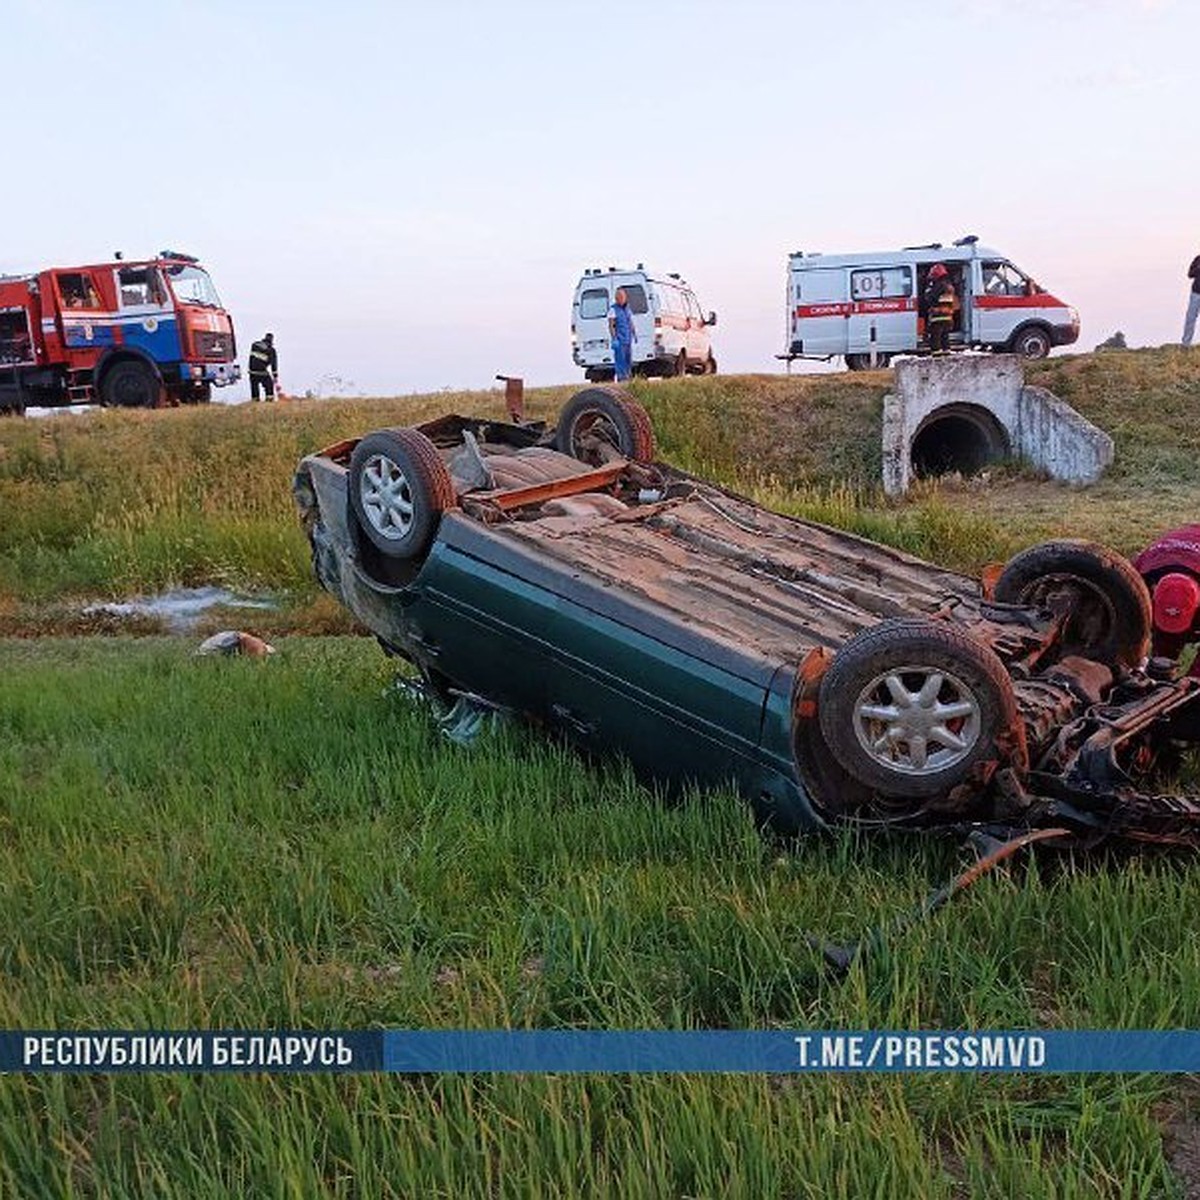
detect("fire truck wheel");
top-left (818, 618), bottom-right (1020, 800)
top-left (101, 360), bottom-right (163, 408)
top-left (554, 387), bottom-right (657, 464)
top-left (1010, 325), bottom-right (1052, 360)
top-left (349, 428), bottom-right (456, 561)
top-left (993, 540), bottom-right (1152, 668)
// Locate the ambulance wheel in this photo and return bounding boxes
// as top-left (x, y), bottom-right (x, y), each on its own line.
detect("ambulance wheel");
top-left (349, 428), bottom-right (456, 561)
top-left (101, 360), bottom-right (163, 408)
top-left (675, 352), bottom-right (688, 377)
top-left (993, 540), bottom-right (1152, 667)
top-left (555, 387), bottom-right (657, 464)
top-left (705, 354), bottom-right (718, 375)
top-left (1010, 325), bottom-right (1052, 360)
top-left (846, 353), bottom-right (891, 371)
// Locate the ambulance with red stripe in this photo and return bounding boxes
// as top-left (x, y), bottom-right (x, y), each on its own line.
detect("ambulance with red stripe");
top-left (784, 236), bottom-right (1079, 370)
top-left (0, 251), bottom-right (239, 413)
top-left (572, 266), bottom-right (718, 380)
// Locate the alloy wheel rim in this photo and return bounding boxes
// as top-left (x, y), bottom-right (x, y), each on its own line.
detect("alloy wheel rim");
top-left (851, 665), bottom-right (982, 776)
top-left (360, 454), bottom-right (414, 540)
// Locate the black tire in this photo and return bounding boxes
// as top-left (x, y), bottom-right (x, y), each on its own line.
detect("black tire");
top-left (993, 540), bottom-right (1152, 667)
top-left (705, 354), bottom-right (718, 375)
top-left (348, 428), bottom-right (456, 560)
top-left (553, 386), bottom-right (657, 463)
top-left (0, 390), bottom-right (25, 417)
top-left (100, 359), bottom-right (162, 408)
top-left (818, 618), bottom-right (1020, 800)
top-left (675, 352), bottom-right (688, 377)
top-left (1009, 325), bottom-right (1052, 360)
top-left (846, 353), bottom-right (891, 371)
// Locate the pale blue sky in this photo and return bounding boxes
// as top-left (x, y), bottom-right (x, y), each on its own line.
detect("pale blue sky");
top-left (4, 0), bottom-right (1196, 396)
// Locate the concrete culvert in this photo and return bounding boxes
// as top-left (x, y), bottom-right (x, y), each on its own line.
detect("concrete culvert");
top-left (910, 403), bottom-right (1010, 480)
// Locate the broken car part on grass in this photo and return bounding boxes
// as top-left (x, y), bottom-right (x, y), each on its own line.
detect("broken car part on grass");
top-left (294, 386), bottom-right (1200, 851)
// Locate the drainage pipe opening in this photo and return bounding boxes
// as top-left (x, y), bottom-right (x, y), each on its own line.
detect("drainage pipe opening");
top-left (910, 403), bottom-right (1010, 479)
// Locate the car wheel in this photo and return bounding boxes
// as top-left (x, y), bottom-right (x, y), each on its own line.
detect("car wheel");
top-left (705, 354), bottom-right (718, 375)
top-left (675, 352), bottom-right (688, 377)
top-left (818, 618), bottom-right (1020, 800)
top-left (553, 386), bottom-right (657, 464)
top-left (993, 540), bottom-right (1152, 667)
top-left (1010, 326), bottom-right (1052, 360)
top-left (101, 360), bottom-right (162, 408)
top-left (349, 428), bottom-right (456, 560)
top-left (846, 353), bottom-right (890, 371)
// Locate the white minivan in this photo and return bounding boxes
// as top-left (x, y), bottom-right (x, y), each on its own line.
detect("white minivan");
top-left (571, 266), bottom-right (718, 380)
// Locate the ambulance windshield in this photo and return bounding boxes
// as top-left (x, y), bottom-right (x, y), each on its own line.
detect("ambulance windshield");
top-left (165, 264), bottom-right (222, 308)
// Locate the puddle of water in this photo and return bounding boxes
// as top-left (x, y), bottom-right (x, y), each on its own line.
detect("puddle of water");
top-left (83, 587), bottom-right (276, 633)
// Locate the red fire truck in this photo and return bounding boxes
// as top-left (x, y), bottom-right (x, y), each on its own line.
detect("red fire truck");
top-left (0, 252), bottom-right (240, 412)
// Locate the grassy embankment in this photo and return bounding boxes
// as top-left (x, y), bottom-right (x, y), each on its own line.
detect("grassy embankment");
top-left (0, 347), bottom-right (1198, 1195)
top-left (0, 345), bottom-right (1197, 633)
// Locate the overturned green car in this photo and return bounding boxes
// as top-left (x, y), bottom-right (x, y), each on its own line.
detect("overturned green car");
top-left (294, 387), bottom-right (1200, 848)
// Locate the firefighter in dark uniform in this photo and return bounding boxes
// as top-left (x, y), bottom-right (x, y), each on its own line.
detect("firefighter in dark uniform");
top-left (923, 264), bottom-right (956, 356)
top-left (248, 332), bottom-right (278, 401)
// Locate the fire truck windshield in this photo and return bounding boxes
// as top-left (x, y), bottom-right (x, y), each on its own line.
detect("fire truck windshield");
top-left (165, 264), bottom-right (222, 308)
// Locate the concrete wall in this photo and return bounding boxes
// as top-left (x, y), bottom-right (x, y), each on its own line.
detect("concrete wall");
top-left (882, 355), bottom-right (1114, 496)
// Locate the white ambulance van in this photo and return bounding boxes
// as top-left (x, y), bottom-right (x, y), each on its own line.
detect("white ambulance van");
top-left (572, 266), bottom-right (718, 380)
top-left (784, 237), bottom-right (1079, 370)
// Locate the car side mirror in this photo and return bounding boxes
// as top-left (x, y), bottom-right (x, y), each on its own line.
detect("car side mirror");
top-left (706, 311), bottom-right (717, 326)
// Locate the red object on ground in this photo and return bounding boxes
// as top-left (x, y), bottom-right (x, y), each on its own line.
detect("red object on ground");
top-left (1152, 572), bottom-right (1200, 635)
top-left (1134, 525), bottom-right (1200, 677)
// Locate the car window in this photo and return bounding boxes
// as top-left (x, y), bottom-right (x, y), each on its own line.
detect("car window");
top-left (57, 272), bottom-right (103, 310)
top-left (622, 284), bottom-right (648, 315)
top-left (850, 266), bottom-right (912, 300)
top-left (117, 266), bottom-right (167, 308)
top-left (981, 262), bottom-right (1029, 296)
top-left (579, 288), bottom-right (609, 319)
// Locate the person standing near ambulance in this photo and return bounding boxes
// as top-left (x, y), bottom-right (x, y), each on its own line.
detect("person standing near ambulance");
top-left (608, 288), bottom-right (637, 383)
top-left (923, 264), bottom-right (956, 356)
top-left (1182, 252), bottom-right (1200, 347)
top-left (248, 332), bottom-right (278, 401)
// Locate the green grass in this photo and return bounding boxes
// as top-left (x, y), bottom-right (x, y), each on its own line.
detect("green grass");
top-left (2, 349), bottom-right (1200, 1194)
top-left (0, 638), bottom-right (1198, 1197)
top-left (1, 346), bottom-right (1198, 634)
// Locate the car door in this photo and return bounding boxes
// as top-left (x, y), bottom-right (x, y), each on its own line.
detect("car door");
top-left (54, 270), bottom-right (115, 350)
top-left (846, 264), bottom-right (917, 353)
top-left (575, 283), bottom-right (612, 367)
top-left (620, 282), bottom-right (652, 364)
top-left (791, 268), bottom-right (849, 356)
top-left (685, 291), bottom-right (708, 362)
top-left (540, 587), bottom-right (775, 793)
top-left (974, 260), bottom-right (1030, 346)
top-left (112, 265), bottom-right (179, 362)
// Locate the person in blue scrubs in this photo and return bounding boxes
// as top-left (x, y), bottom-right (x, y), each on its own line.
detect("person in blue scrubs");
top-left (607, 288), bottom-right (637, 382)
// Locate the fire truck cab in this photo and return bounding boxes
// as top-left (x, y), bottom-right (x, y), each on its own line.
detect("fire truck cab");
top-left (784, 237), bottom-right (1079, 370)
top-left (0, 252), bottom-right (239, 412)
